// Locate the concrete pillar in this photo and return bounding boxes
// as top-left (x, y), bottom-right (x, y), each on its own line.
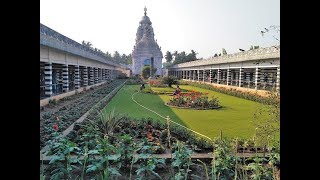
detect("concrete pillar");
top-left (227, 68), bottom-right (231, 85)
top-left (83, 66), bottom-right (88, 86)
top-left (239, 68), bottom-right (244, 87)
top-left (209, 69), bottom-right (212, 83)
top-left (217, 69), bottom-right (221, 84)
top-left (89, 67), bottom-right (94, 85)
top-left (44, 62), bottom-right (52, 97)
top-left (75, 65), bottom-right (80, 89)
top-left (197, 70), bottom-right (200, 81)
top-left (203, 70), bottom-right (205, 82)
top-left (94, 68), bottom-right (99, 84)
top-left (255, 67), bottom-right (261, 90)
top-left (276, 66), bottom-right (280, 91)
top-left (193, 70), bottom-right (195, 81)
top-left (102, 69), bottom-right (106, 81)
top-left (62, 64), bottom-right (69, 92)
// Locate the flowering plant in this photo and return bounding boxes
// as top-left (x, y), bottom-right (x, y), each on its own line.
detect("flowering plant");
top-left (167, 90), bottom-right (220, 109)
top-left (148, 79), bottom-right (166, 87)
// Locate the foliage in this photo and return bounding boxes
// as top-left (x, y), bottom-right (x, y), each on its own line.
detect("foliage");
top-left (40, 79), bottom-right (126, 149)
top-left (171, 141), bottom-right (193, 179)
top-left (168, 90), bottom-right (220, 109)
top-left (141, 66), bottom-right (157, 79)
top-left (133, 139), bottom-right (165, 179)
top-left (253, 92), bottom-right (280, 149)
top-left (165, 51), bottom-right (173, 63)
top-left (161, 76), bottom-right (178, 87)
top-left (171, 50), bottom-right (198, 65)
top-left (149, 79), bottom-right (166, 87)
top-left (125, 76), bottom-right (144, 85)
top-left (94, 109), bottom-right (126, 138)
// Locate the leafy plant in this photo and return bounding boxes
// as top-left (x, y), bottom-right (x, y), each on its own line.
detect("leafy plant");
top-left (171, 141), bottom-right (193, 180)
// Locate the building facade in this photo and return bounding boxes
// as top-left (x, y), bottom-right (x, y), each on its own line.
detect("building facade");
top-left (132, 7), bottom-right (163, 76)
top-left (168, 46), bottom-right (280, 92)
top-left (40, 23), bottom-right (128, 100)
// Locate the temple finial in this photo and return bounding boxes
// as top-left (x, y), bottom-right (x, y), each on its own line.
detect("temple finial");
top-left (144, 6), bottom-right (147, 16)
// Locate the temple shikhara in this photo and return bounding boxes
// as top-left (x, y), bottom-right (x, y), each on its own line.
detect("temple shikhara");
top-left (132, 7), bottom-right (163, 76)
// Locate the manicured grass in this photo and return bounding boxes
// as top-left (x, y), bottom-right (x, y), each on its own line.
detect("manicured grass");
top-left (103, 84), bottom-right (268, 139)
top-left (102, 85), bottom-right (185, 125)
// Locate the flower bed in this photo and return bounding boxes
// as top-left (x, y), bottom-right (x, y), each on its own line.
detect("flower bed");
top-left (167, 90), bottom-right (221, 110)
top-left (148, 79), bottom-right (167, 87)
top-left (42, 114), bottom-right (280, 180)
top-left (40, 79), bottom-right (126, 149)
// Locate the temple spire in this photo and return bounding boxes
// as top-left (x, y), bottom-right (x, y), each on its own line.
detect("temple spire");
top-left (144, 6), bottom-right (147, 16)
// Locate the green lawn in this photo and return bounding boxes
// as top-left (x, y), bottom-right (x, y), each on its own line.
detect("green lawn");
top-left (102, 84), bottom-right (267, 139)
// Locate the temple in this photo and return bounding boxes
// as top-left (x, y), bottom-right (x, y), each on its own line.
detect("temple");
top-left (132, 7), bottom-right (163, 75)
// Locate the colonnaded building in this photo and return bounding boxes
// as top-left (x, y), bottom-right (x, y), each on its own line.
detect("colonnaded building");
top-left (168, 46), bottom-right (280, 92)
top-left (131, 7), bottom-right (163, 76)
top-left (40, 23), bottom-right (129, 102)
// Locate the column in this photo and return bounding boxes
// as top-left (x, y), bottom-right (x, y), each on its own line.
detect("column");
top-left (209, 69), bottom-right (212, 83)
top-left (217, 69), bottom-right (221, 84)
top-left (189, 71), bottom-right (191, 80)
top-left (44, 62), bottom-right (52, 97)
top-left (202, 70), bottom-right (205, 82)
top-left (75, 65), bottom-right (80, 89)
top-left (235, 71), bottom-right (239, 86)
top-left (83, 66), bottom-right (88, 87)
top-left (197, 69), bottom-right (200, 81)
top-left (102, 69), bottom-right (105, 81)
top-left (227, 68), bottom-right (231, 85)
top-left (276, 66), bottom-right (280, 91)
top-left (239, 68), bottom-right (243, 87)
top-left (89, 67), bottom-right (94, 85)
top-left (193, 70), bottom-right (195, 81)
top-left (94, 68), bottom-right (98, 84)
top-left (255, 67), bottom-right (261, 90)
top-left (62, 64), bottom-right (69, 92)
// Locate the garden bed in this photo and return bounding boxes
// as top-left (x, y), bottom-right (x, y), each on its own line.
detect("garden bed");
top-left (40, 79), bottom-right (126, 149)
top-left (41, 116), bottom-right (279, 179)
top-left (164, 102), bottom-right (221, 110)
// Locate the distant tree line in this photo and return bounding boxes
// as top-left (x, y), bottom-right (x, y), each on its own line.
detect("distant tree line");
top-left (164, 50), bottom-right (199, 67)
top-left (81, 40), bottom-right (132, 65)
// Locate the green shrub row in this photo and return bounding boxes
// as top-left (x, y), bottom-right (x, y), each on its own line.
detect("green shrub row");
top-left (178, 80), bottom-right (279, 105)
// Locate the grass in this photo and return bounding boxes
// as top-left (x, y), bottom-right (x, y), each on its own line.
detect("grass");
top-left (102, 84), bottom-right (268, 139)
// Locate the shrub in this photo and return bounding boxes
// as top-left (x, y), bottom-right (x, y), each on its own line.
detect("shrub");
top-left (162, 76), bottom-right (178, 87)
top-left (167, 90), bottom-right (220, 109)
top-left (141, 66), bottom-right (157, 79)
top-left (179, 80), bottom-right (279, 105)
top-left (148, 79), bottom-right (166, 87)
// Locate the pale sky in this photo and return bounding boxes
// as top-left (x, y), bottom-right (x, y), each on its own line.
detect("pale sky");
top-left (40, 0), bottom-right (280, 60)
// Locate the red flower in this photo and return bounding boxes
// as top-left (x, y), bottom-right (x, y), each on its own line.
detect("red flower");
top-left (205, 92), bottom-right (209, 95)
top-left (53, 124), bottom-right (59, 131)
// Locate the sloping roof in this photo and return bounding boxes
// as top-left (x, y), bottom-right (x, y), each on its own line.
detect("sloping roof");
top-left (40, 23), bottom-right (123, 68)
top-left (170, 46), bottom-right (280, 68)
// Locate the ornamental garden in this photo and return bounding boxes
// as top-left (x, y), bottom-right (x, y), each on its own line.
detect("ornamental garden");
top-left (40, 76), bottom-right (280, 180)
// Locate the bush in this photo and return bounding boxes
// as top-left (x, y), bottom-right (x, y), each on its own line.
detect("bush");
top-left (179, 80), bottom-right (279, 105)
top-left (167, 90), bottom-right (220, 109)
top-left (162, 76), bottom-right (178, 87)
top-left (141, 66), bottom-right (157, 79)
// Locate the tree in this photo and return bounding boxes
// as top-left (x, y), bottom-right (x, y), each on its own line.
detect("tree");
top-left (261, 25), bottom-right (280, 45)
top-left (141, 66), bottom-right (157, 79)
top-left (165, 51), bottom-right (173, 63)
top-left (81, 40), bottom-right (93, 49)
top-left (214, 53), bottom-right (218, 57)
top-left (113, 51), bottom-right (121, 62)
top-left (161, 76), bottom-right (178, 87)
top-left (222, 48), bottom-right (227, 55)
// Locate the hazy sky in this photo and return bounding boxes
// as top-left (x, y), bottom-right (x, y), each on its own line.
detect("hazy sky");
top-left (40, 0), bottom-right (280, 60)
